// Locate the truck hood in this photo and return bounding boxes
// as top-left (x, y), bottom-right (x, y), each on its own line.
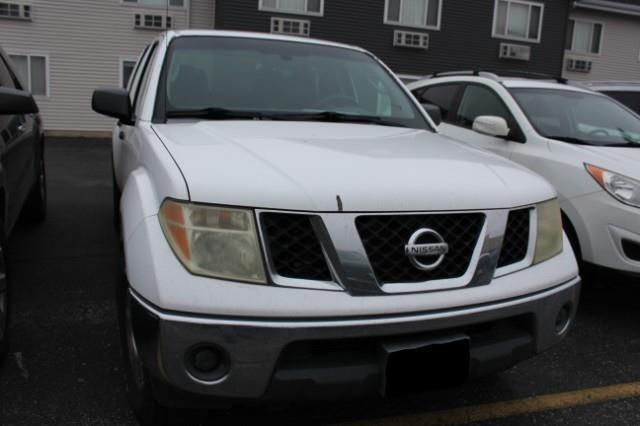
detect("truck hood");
top-left (153, 121), bottom-right (554, 212)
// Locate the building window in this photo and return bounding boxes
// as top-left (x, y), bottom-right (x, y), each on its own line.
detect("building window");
top-left (121, 60), bottom-right (137, 88)
top-left (123, 0), bottom-right (184, 7)
top-left (566, 19), bottom-right (603, 55)
top-left (385, 0), bottom-right (441, 30)
top-left (271, 17), bottom-right (310, 36)
top-left (492, 0), bottom-right (544, 43)
top-left (259, 0), bottom-right (323, 16)
top-left (8, 54), bottom-right (47, 96)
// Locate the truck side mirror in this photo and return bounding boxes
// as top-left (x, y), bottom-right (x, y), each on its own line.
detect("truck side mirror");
top-left (92, 87), bottom-right (133, 125)
top-left (0, 87), bottom-right (39, 115)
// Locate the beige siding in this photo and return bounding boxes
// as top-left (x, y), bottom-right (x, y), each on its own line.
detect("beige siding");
top-left (191, 0), bottom-right (215, 29)
top-left (564, 10), bottom-right (640, 81)
top-left (0, 0), bottom-right (194, 132)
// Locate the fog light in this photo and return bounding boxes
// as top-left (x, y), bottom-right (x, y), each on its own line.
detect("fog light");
top-left (555, 303), bottom-right (572, 335)
top-left (186, 345), bottom-right (229, 382)
top-left (194, 348), bottom-right (220, 372)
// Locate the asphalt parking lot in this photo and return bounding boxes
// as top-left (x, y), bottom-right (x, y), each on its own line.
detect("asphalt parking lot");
top-left (1, 138), bottom-right (640, 425)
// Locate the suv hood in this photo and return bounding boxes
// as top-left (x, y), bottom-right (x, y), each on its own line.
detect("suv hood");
top-left (153, 121), bottom-right (554, 212)
top-left (578, 145), bottom-right (640, 179)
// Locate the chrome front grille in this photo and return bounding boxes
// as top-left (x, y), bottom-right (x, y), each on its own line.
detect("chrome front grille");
top-left (497, 208), bottom-right (532, 268)
top-left (355, 214), bottom-right (485, 284)
top-left (260, 213), bottom-right (332, 281)
top-left (257, 208), bottom-right (532, 295)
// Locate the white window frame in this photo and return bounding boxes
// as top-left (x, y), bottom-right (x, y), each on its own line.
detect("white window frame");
top-left (383, 0), bottom-right (442, 31)
top-left (121, 0), bottom-right (185, 9)
top-left (491, 0), bottom-right (544, 44)
top-left (120, 58), bottom-right (138, 89)
top-left (7, 51), bottom-right (49, 98)
top-left (258, 0), bottom-right (324, 17)
top-left (566, 18), bottom-right (604, 56)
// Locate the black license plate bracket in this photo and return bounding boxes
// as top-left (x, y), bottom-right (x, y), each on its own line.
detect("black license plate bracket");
top-left (380, 334), bottom-right (470, 397)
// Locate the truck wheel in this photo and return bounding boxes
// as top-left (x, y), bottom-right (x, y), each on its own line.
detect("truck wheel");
top-left (0, 239), bottom-right (9, 363)
top-left (23, 147), bottom-right (47, 223)
top-left (112, 166), bottom-right (121, 234)
top-left (116, 259), bottom-right (166, 425)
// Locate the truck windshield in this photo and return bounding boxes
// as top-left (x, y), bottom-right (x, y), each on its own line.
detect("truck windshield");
top-left (511, 88), bottom-right (640, 147)
top-left (160, 36), bottom-right (430, 130)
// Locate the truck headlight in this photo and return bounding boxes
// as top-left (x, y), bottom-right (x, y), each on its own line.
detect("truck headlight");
top-left (586, 164), bottom-right (640, 208)
top-left (159, 200), bottom-right (266, 283)
top-left (533, 198), bottom-right (563, 264)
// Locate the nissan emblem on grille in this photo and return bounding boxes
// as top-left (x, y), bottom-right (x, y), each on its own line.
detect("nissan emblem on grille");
top-left (404, 228), bottom-right (449, 271)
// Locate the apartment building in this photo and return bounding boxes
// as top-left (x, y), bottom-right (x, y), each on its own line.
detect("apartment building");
top-left (1, 0), bottom-right (573, 133)
top-left (0, 0), bottom-right (214, 135)
top-left (564, 0), bottom-right (640, 80)
top-left (215, 0), bottom-right (572, 82)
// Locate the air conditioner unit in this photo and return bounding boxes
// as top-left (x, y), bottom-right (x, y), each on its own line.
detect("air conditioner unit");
top-left (0, 2), bottom-right (31, 20)
top-left (566, 58), bottom-right (592, 73)
top-left (271, 17), bottom-right (310, 37)
top-left (393, 30), bottom-right (429, 50)
top-left (499, 43), bottom-right (531, 61)
top-left (134, 13), bottom-right (172, 30)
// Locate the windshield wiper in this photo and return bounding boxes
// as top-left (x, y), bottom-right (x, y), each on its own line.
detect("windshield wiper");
top-left (269, 111), bottom-right (408, 128)
top-left (166, 107), bottom-right (268, 120)
top-left (618, 128), bottom-right (640, 145)
top-left (547, 136), bottom-right (592, 145)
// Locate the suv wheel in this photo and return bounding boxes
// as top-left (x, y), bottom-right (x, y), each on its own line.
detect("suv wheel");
top-left (23, 146), bottom-right (47, 223)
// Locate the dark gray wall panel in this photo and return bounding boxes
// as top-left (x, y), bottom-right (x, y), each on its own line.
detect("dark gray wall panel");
top-left (215, 0), bottom-right (570, 77)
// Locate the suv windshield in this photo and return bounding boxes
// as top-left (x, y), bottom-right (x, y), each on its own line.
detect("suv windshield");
top-left (511, 88), bottom-right (640, 147)
top-left (159, 36), bottom-right (430, 130)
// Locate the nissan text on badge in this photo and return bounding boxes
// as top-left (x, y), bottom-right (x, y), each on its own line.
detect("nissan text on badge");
top-left (92, 31), bottom-right (580, 423)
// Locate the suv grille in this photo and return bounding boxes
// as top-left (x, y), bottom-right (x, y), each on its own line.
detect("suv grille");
top-left (261, 213), bottom-right (332, 281)
top-left (497, 209), bottom-right (531, 268)
top-left (356, 214), bottom-right (485, 284)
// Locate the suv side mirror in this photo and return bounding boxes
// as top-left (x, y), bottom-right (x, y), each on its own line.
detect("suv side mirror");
top-left (421, 103), bottom-right (442, 126)
top-left (92, 87), bottom-right (133, 125)
top-left (472, 115), bottom-right (510, 138)
top-left (0, 87), bottom-right (39, 115)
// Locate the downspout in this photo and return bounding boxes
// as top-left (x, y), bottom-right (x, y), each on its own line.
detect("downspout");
top-left (187, 0), bottom-right (191, 29)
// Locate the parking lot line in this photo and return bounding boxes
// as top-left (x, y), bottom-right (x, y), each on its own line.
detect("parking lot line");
top-left (345, 381), bottom-right (640, 425)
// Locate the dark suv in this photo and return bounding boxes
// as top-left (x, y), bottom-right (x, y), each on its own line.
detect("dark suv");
top-left (582, 81), bottom-right (640, 115)
top-left (0, 47), bottom-right (47, 361)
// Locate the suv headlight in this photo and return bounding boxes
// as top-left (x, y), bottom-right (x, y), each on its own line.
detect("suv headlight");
top-left (586, 164), bottom-right (640, 208)
top-left (159, 200), bottom-right (266, 283)
top-left (533, 198), bottom-right (563, 264)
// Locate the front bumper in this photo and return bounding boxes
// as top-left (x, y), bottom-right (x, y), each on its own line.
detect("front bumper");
top-left (562, 191), bottom-right (640, 274)
top-left (129, 277), bottom-right (580, 403)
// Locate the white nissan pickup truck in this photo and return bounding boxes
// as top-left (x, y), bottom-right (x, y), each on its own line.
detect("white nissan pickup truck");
top-left (92, 31), bottom-right (580, 423)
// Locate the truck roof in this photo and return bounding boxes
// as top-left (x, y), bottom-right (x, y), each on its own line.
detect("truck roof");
top-left (162, 30), bottom-right (366, 53)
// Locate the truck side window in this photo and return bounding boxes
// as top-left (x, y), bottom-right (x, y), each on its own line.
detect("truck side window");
top-left (133, 43), bottom-right (158, 118)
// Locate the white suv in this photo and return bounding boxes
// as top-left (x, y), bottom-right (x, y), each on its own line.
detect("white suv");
top-left (92, 33), bottom-right (579, 422)
top-left (408, 72), bottom-right (640, 277)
